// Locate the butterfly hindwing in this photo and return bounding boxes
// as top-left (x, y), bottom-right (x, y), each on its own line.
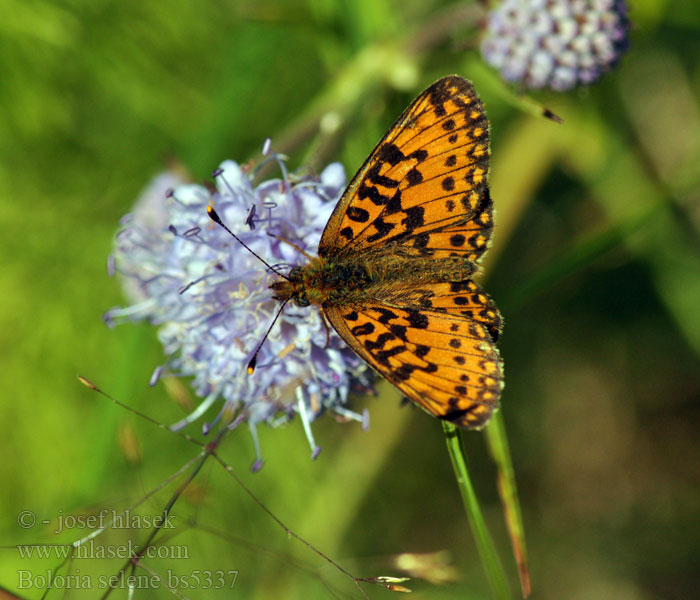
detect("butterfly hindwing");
top-left (323, 296), bottom-right (502, 428)
top-left (381, 279), bottom-right (502, 342)
top-left (319, 75), bottom-right (492, 262)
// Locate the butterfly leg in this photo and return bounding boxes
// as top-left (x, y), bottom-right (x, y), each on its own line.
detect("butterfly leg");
top-left (320, 310), bottom-right (332, 349)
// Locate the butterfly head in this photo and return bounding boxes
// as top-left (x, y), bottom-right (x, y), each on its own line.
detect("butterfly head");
top-left (271, 266), bottom-right (310, 307)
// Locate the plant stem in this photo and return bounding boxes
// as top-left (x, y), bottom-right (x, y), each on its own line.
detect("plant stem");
top-left (485, 412), bottom-right (531, 597)
top-left (442, 421), bottom-right (510, 600)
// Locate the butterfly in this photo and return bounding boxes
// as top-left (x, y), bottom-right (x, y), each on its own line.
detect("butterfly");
top-left (212, 76), bottom-right (503, 427)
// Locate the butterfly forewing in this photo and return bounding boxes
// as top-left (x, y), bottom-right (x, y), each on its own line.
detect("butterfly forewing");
top-left (319, 76), bottom-right (492, 262)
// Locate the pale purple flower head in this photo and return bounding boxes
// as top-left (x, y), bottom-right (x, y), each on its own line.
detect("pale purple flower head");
top-left (105, 145), bottom-right (372, 470)
top-left (481, 0), bottom-right (630, 91)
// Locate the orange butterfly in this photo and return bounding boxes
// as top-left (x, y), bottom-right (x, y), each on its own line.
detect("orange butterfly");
top-left (274, 76), bottom-right (503, 427)
top-left (212, 76), bottom-right (503, 427)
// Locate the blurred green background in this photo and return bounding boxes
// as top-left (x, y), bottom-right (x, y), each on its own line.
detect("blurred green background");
top-left (1, 0), bottom-right (698, 598)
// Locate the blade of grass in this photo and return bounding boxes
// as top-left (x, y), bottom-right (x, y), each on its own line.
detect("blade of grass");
top-left (442, 421), bottom-right (510, 600)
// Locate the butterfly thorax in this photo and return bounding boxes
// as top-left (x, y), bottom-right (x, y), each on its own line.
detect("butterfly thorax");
top-left (270, 257), bottom-right (369, 307)
top-left (271, 251), bottom-right (479, 308)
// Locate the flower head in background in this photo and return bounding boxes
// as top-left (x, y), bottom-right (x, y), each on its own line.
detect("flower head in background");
top-left (105, 146), bottom-right (372, 470)
top-left (481, 0), bottom-right (630, 91)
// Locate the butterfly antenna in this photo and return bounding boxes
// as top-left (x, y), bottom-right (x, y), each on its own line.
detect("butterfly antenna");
top-left (247, 297), bottom-right (291, 375)
top-left (207, 206), bottom-right (289, 280)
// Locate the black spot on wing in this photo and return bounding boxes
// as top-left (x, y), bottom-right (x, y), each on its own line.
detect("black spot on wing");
top-left (364, 332), bottom-right (396, 352)
top-left (375, 345), bottom-right (406, 365)
top-left (358, 183), bottom-right (389, 206)
top-left (367, 163), bottom-right (399, 188)
top-left (415, 344), bottom-right (430, 357)
top-left (413, 233), bottom-right (429, 248)
top-left (346, 206), bottom-right (370, 223)
top-left (450, 234), bottom-right (466, 247)
top-left (402, 206), bottom-right (425, 229)
top-left (374, 307), bottom-right (399, 324)
top-left (407, 309), bottom-right (429, 329)
top-left (385, 190), bottom-right (403, 215)
top-left (450, 281), bottom-right (473, 292)
top-left (351, 322), bottom-right (375, 336)
top-left (379, 143), bottom-right (406, 166)
top-left (366, 217), bottom-right (395, 242)
top-left (394, 364), bottom-right (414, 381)
top-left (390, 324), bottom-right (408, 340)
top-left (428, 80), bottom-right (452, 117)
top-left (439, 404), bottom-right (481, 424)
top-left (406, 168), bottom-right (423, 186)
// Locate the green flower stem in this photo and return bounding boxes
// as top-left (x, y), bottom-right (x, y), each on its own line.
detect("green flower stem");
top-left (479, 64), bottom-right (564, 123)
top-left (485, 412), bottom-right (531, 598)
top-left (442, 421), bottom-right (510, 599)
